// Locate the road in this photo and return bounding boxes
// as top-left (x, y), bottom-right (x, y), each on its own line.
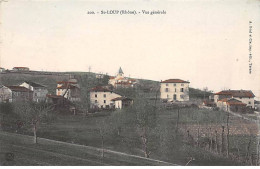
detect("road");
top-left (0, 131), bottom-right (174, 166)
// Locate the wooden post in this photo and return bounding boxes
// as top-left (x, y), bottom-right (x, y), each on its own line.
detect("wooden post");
top-left (33, 123), bottom-right (37, 144)
top-left (226, 112), bottom-right (230, 157)
top-left (197, 127), bottom-right (200, 147)
top-left (215, 130), bottom-right (218, 153)
top-left (221, 125), bottom-right (225, 154)
top-left (175, 107), bottom-right (180, 138)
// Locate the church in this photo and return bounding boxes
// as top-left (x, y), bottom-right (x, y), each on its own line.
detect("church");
top-left (109, 67), bottom-right (137, 88)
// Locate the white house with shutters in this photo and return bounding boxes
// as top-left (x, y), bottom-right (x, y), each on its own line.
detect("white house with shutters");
top-left (160, 79), bottom-right (190, 102)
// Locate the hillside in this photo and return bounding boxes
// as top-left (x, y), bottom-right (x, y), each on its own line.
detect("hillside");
top-left (0, 71), bottom-right (211, 98)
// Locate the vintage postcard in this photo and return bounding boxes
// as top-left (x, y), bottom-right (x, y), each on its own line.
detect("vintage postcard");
top-left (0, 0), bottom-right (260, 166)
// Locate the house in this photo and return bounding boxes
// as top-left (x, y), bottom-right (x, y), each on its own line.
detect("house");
top-left (19, 81), bottom-right (48, 102)
top-left (0, 85), bottom-right (33, 102)
top-left (0, 67), bottom-right (5, 72)
top-left (160, 79), bottom-right (190, 102)
top-left (111, 96), bottom-right (133, 109)
top-left (109, 67), bottom-right (137, 88)
top-left (214, 90), bottom-right (255, 108)
top-left (89, 86), bottom-right (122, 109)
top-left (217, 98), bottom-right (247, 112)
top-left (13, 67), bottom-right (30, 71)
top-left (56, 81), bottom-right (81, 102)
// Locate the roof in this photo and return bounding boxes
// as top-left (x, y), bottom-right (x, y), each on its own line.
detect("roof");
top-left (90, 86), bottom-right (112, 92)
top-left (57, 85), bottom-right (79, 89)
top-left (23, 81), bottom-right (46, 88)
top-left (109, 76), bottom-right (115, 79)
top-left (13, 67), bottom-right (29, 69)
top-left (218, 98), bottom-right (247, 106)
top-left (115, 81), bottom-right (133, 85)
top-left (161, 79), bottom-right (190, 83)
top-left (118, 67), bottom-right (124, 74)
top-left (6, 86), bottom-right (32, 92)
top-left (215, 90), bottom-right (255, 98)
top-left (111, 96), bottom-right (133, 101)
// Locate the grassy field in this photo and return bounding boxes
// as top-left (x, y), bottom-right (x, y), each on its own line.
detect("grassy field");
top-left (11, 106), bottom-right (253, 166)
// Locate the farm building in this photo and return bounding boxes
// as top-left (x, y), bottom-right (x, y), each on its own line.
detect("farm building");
top-left (0, 85), bottom-right (33, 102)
top-left (111, 96), bottom-right (133, 109)
top-left (56, 81), bottom-right (81, 102)
top-left (12, 67), bottom-right (30, 71)
top-left (214, 90), bottom-right (255, 108)
top-left (19, 81), bottom-right (48, 102)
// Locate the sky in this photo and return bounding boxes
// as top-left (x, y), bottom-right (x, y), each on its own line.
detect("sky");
top-left (0, 0), bottom-right (260, 99)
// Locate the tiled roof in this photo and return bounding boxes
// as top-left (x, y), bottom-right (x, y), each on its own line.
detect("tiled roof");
top-left (218, 98), bottom-right (247, 106)
top-left (161, 79), bottom-right (190, 83)
top-left (7, 86), bottom-right (32, 92)
top-left (90, 86), bottom-right (112, 92)
top-left (215, 90), bottom-right (255, 98)
top-left (24, 81), bottom-right (46, 88)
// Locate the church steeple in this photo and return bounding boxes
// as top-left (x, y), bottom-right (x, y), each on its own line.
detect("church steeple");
top-left (118, 67), bottom-right (124, 76)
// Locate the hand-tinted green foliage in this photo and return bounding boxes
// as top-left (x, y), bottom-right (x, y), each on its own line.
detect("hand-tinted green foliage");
top-left (189, 88), bottom-right (213, 99)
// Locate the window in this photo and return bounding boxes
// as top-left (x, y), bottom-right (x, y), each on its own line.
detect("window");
top-left (103, 94), bottom-right (106, 98)
top-left (165, 88), bottom-right (169, 92)
top-left (95, 94), bottom-right (97, 98)
top-left (166, 83), bottom-right (168, 86)
top-left (95, 100), bottom-right (97, 103)
top-left (167, 94), bottom-right (169, 98)
top-left (181, 84), bottom-right (184, 86)
top-left (104, 100), bottom-right (106, 104)
top-left (35, 93), bottom-right (37, 96)
top-left (174, 83), bottom-right (176, 86)
top-left (181, 88), bottom-right (184, 92)
top-left (173, 94), bottom-right (177, 100)
top-left (175, 88), bottom-right (177, 92)
top-left (248, 101), bottom-right (251, 104)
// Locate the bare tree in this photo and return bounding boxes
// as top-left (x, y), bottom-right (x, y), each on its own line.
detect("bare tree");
top-left (14, 102), bottom-right (53, 144)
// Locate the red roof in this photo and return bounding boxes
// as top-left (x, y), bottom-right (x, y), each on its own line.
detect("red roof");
top-left (215, 90), bottom-right (255, 98)
top-left (115, 81), bottom-right (132, 85)
top-left (90, 86), bottom-right (112, 92)
top-left (226, 99), bottom-right (247, 106)
top-left (161, 79), bottom-right (190, 83)
top-left (13, 67), bottom-right (29, 69)
top-left (218, 98), bottom-right (247, 106)
top-left (109, 76), bottom-right (115, 79)
top-left (7, 86), bottom-right (32, 92)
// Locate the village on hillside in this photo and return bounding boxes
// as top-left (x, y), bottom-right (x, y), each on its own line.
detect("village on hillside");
top-left (0, 66), bottom-right (259, 166)
top-left (0, 66), bottom-right (258, 113)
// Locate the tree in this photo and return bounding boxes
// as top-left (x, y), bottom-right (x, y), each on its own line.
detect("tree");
top-left (13, 102), bottom-right (53, 143)
top-left (105, 96), bottom-right (158, 158)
